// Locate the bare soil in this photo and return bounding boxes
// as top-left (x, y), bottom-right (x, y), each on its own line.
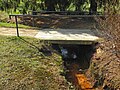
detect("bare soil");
top-left (19, 16), bottom-right (96, 29)
top-left (0, 27), bottom-right (39, 37)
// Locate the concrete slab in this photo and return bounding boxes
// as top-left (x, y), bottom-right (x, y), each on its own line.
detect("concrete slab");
top-left (35, 29), bottom-right (102, 44)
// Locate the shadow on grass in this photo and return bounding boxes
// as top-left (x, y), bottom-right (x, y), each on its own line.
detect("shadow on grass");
top-left (19, 37), bottom-right (52, 56)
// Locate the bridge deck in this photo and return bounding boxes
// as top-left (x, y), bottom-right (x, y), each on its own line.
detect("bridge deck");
top-left (35, 29), bottom-right (102, 44)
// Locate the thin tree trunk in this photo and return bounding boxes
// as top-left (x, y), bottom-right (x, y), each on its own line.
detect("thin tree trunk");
top-left (45, 0), bottom-right (55, 11)
top-left (89, 0), bottom-right (97, 14)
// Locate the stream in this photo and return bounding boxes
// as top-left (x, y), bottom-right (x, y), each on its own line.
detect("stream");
top-left (52, 44), bottom-right (96, 90)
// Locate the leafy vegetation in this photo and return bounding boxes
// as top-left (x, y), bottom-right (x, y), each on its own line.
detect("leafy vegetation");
top-left (0, 35), bottom-right (70, 90)
top-left (1, 0), bottom-right (119, 14)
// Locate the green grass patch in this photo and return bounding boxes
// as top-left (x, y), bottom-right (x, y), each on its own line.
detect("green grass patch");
top-left (0, 35), bottom-right (70, 90)
top-left (0, 11), bottom-right (32, 29)
top-left (0, 22), bottom-right (32, 29)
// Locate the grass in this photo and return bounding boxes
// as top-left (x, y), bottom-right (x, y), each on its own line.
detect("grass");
top-left (0, 11), bottom-right (33, 29)
top-left (0, 22), bottom-right (32, 29)
top-left (0, 35), bottom-right (70, 90)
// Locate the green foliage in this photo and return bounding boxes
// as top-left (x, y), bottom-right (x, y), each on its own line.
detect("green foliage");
top-left (0, 0), bottom-right (119, 15)
top-left (0, 0), bottom-right (104, 14)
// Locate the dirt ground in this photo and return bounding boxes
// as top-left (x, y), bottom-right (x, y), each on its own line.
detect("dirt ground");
top-left (0, 27), bottom-right (39, 37)
top-left (20, 16), bottom-right (96, 29)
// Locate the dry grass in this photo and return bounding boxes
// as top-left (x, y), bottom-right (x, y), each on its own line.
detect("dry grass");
top-left (88, 4), bottom-right (120, 89)
top-left (0, 35), bottom-right (70, 90)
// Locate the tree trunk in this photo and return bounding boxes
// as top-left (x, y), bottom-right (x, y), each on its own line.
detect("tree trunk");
top-left (75, 0), bottom-right (82, 11)
top-left (45, 0), bottom-right (55, 11)
top-left (89, 0), bottom-right (97, 14)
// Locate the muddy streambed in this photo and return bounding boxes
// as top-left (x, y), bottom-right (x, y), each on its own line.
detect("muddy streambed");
top-left (52, 44), bottom-right (97, 90)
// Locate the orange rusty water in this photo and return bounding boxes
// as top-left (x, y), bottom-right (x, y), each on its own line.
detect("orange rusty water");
top-left (68, 63), bottom-right (93, 90)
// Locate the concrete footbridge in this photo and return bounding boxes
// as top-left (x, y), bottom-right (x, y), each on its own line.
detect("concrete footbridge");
top-left (9, 14), bottom-right (103, 45)
top-left (35, 29), bottom-right (102, 45)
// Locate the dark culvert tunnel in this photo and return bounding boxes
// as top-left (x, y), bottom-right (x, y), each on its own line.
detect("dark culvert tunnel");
top-left (52, 43), bottom-right (98, 90)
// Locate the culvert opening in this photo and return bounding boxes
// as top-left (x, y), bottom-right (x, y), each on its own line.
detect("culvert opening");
top-left (52, 43), bottom-right (98, 89)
